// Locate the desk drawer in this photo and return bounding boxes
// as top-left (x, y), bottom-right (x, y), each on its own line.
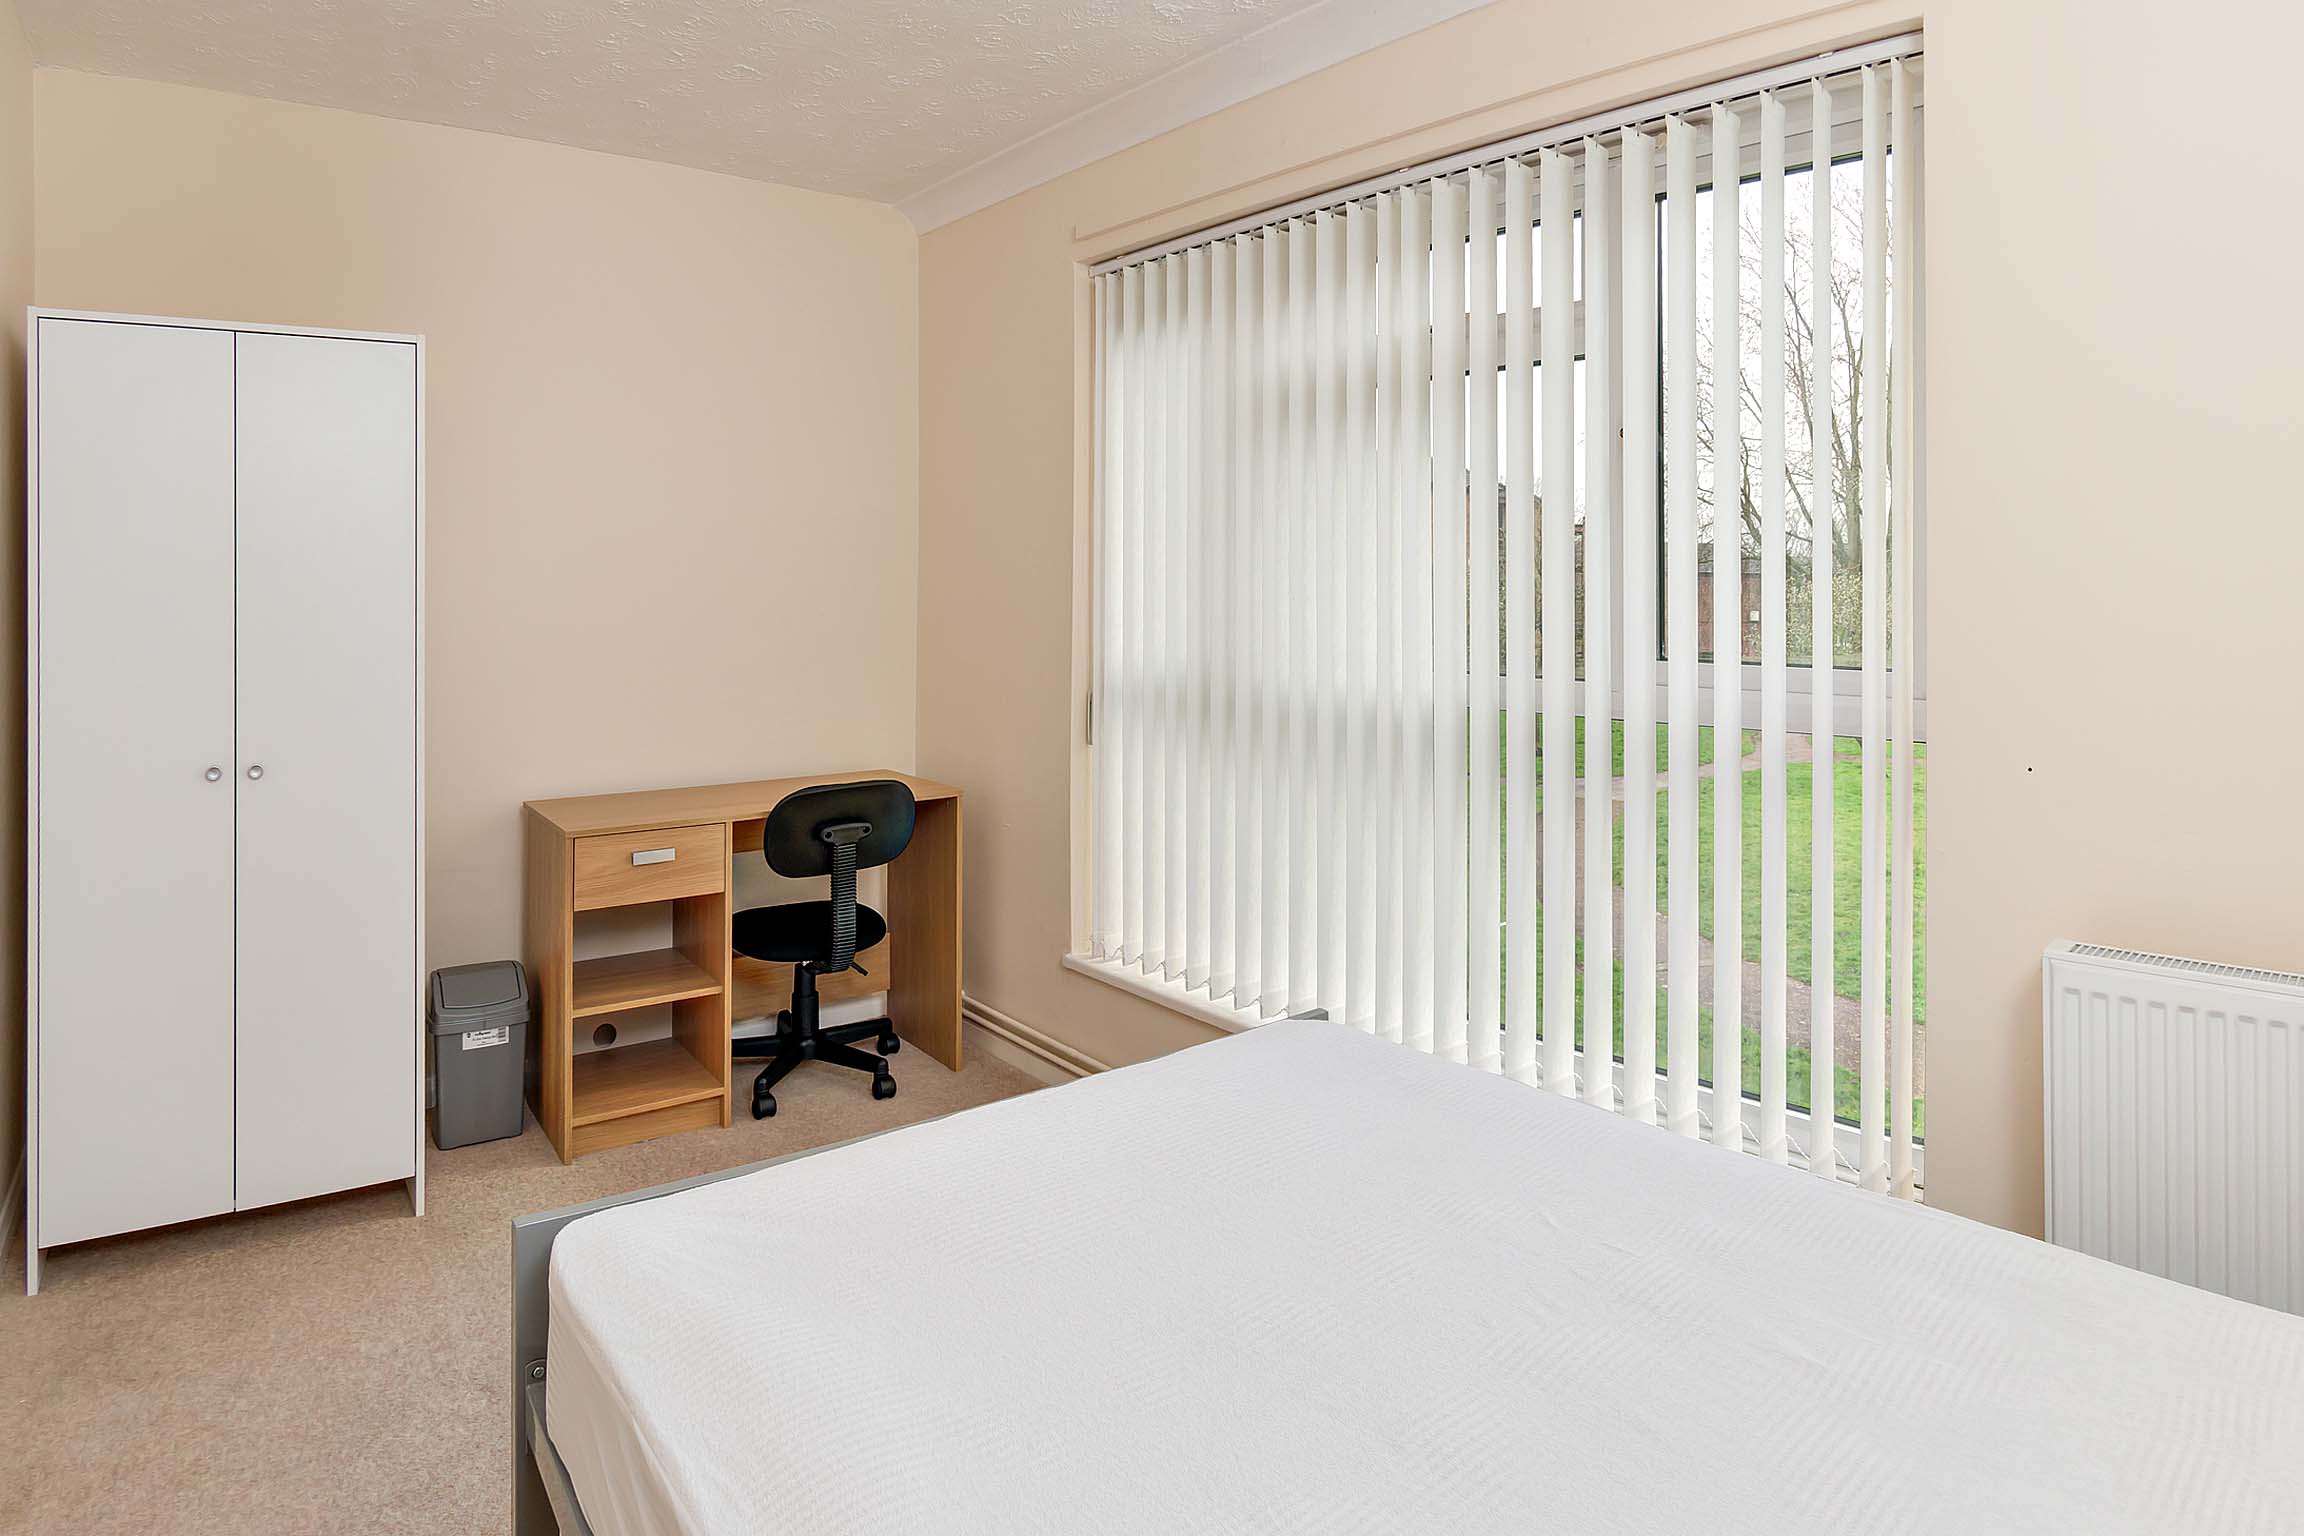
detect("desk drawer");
top-left (573, 824), bottom-right (726, 910)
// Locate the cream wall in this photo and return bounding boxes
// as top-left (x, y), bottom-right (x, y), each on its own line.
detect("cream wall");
top-left (919, 0), bottom-right (2304, 1234)
top-left (32, 70), bottom-right (921, 974)
top-left (0, 3), bottom-right (27, 1215)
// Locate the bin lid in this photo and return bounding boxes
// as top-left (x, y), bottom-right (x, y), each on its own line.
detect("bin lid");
top-left (430, 960), bottom-right (530, 1031)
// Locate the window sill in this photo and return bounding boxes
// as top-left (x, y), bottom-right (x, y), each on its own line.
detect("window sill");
top-left (1062, 951), bottom-right (1265, 1035)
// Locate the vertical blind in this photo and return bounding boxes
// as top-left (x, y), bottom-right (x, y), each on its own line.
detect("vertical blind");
top-left (1088, 46), bottom-right (1924, 1194)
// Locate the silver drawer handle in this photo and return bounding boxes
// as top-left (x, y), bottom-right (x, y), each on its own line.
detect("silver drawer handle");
top-left (630, 847), bottom-right (676, 867)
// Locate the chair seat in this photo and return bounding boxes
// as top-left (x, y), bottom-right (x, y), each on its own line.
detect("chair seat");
top-left (732, 900), bottom-right (887, 964)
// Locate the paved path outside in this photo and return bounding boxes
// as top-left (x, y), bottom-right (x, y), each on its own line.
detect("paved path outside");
top-left (1528, 740), bottom-right (1925, 1096)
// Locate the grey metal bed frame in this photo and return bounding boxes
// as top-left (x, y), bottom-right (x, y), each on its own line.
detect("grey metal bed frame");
top-left (510, 1131), bottom-right (885, 1536)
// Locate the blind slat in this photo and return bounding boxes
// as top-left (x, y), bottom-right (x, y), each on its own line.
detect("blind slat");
top-left (1431, 175), bottom-right (1471, 1064)
top-left (1539, 148), bottom-right (1577, 1096)
top-left (1664, 115), bottom-right (1701, 1139)
top-left (1467, 165), bottom-right (1504, 1073)
top-left (1165, 254), bottom-right (1190, 982)
top-left (1122, 264), bottom-right (1147, 968)
top-left (1757, 90), bottom-right (1791, 1164)
top-left (1183, 247), bottom-right (1210, 990)
top-left (1807, 78), bottom-right (1838, 1177)
top-left (1709, 100), bottom-right (1746, 1152)
top-left (1373, 190), bottom-right (1403, 1043)
top-left (1343, 208), bottom-right (1377, 1030)
top-left (1091, 275), bottom-right (1122, 959)
top-left (1146, 258), bottom-right (1172, 976)
top-left (1287, 219), bottom-right (1317, 1016)
top-left (1503, 161), bottom-right (1539, 1081)
top-left (1580, 137), bottom-right (1619, 1109)
top-left (1231, 237), bottom-right (1263, 1009)
top-left (1258, 225), bottom-right (1287, 1013)
top-left (1315, 211), bottom-right (1348, 1025)
top-left (1858, 65), bottom-right (1891, 1192)
top-left (1618, 128), bottom-right (1661, 1126)
top-left (1890, 59), bottom-right (1921, 1197)
top-left (1208, 248), bottom-right (1237, 998)
top-left (1401, 187), bottom-right (1436, 1051)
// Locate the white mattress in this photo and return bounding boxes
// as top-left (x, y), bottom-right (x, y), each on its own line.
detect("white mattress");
top-left (547, 1020), bottom-right (2304, 1535)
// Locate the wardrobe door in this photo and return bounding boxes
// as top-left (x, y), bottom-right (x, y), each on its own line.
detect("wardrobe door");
top-left (232, 332), bottom-right (420, 1210)
top-left (34, 319), bottom-right (238, 1245)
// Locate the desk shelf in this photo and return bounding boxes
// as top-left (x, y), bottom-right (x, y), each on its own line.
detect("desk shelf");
top-left (570, 1038), bottom-right (724, 1126)
top-left (572, 948), bottom-right (722, 1018)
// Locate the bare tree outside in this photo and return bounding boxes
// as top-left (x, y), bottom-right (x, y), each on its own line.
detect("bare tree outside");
top-left (1475, 149), bottom-right (1925, 1129)
top-left (1687, 153), bottom-right (1900, 668)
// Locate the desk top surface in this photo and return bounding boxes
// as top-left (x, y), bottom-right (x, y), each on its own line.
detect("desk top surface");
top-left (526, 769), bottom-right (960, 838)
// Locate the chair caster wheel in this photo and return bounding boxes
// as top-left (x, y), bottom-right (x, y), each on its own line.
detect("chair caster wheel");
top-left (753, 1091), bottom-right (777, 1120)
top-left (877, 1032), bottom-right (900, 1056)
top-left (871, 1073), bottom-right (897, 1101)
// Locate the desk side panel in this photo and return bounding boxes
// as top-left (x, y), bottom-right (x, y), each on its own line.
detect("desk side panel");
top-left (890, 794), bottom-right (963, 1069)
top-left (523, 807), bottom-right (574, 1160)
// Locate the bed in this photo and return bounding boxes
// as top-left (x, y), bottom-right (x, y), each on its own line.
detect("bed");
top-left (511, 1019), bottom-right (2304, 1535)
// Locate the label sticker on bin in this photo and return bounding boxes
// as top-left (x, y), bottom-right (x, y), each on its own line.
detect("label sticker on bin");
top-left (461, 1027), bottom-right (511, 1050)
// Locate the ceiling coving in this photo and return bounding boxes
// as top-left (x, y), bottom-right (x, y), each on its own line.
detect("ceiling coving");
top-left (19, 0), bottom-right (1487, 221)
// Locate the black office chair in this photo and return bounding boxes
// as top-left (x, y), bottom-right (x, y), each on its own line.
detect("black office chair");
top-left (731, 778), bottom-right (916, 1119)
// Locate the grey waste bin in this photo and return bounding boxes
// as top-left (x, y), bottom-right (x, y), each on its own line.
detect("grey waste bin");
top-left (428, 960), bottom-right (531, 1149)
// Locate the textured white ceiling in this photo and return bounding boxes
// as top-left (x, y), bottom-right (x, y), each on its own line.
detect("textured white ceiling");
top-left (18, 0), bottom-right (1377, 206)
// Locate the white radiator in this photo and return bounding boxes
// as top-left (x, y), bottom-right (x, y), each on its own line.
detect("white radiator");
top-left (2044, 941), bottom-right (2304, 1314)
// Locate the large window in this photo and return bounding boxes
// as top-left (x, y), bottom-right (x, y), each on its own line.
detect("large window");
top-left (1082, 46), bottom-right (1924, 1194)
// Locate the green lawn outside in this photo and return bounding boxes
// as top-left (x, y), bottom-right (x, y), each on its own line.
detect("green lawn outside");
top-left (1519, 720), bottom-right (1927, 1020)
top-left (1505, 718), bottom-right (1928, 1136)
top-left (1618, 735), bottom-right (1929, 1022)
top-left (1521, 914), bottom-right (1924, 1137)
top-left (1556, 714), bottom-right (1727, 776)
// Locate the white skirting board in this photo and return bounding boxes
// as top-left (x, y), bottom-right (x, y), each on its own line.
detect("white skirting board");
top-left (961, 994), bottom-right (1110, 1084)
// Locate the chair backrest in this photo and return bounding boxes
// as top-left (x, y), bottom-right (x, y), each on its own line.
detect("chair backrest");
top-left (760, 779), bottom-right (916, 879)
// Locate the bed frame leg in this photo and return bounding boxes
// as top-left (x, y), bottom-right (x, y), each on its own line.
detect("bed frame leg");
top-left (512, 1209), bottom-right (561, 1535)
top-left (515, 1366), bottom-right (556, 1536)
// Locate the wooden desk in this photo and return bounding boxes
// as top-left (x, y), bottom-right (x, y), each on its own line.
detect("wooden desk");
top-left (523, 771), bottom-right (962, 1162)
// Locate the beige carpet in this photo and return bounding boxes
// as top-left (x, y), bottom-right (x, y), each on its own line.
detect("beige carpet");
top-left (0, 1048), bottom-right (1043, 1535)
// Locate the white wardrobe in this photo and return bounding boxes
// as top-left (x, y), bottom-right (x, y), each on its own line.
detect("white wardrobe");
top-left (27, 312), bottom-right (424, 1293)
